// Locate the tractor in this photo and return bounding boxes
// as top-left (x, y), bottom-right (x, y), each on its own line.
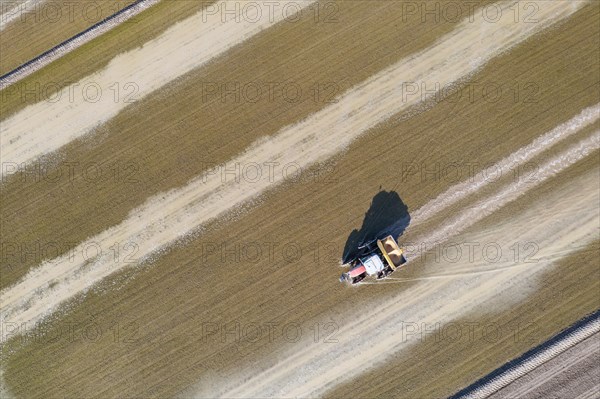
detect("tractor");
top-left (339, 235), bottom-right (407, 285)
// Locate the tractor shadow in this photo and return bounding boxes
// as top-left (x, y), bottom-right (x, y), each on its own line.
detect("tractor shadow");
top-left (342, 190), bottom-right (411, 264)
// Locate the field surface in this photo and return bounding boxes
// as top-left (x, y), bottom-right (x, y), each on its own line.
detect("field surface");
top-left (0, 1), bottom-right (598, 398)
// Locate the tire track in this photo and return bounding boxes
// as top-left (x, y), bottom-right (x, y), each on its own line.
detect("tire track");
top-left (576, 385), bottom-right (600, 399)
top-left (406, 131), bottom-right (599, 257)
top-left (410, 104), bottom-right (600, 226)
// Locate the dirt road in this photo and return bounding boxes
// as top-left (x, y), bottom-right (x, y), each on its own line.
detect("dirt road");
top-left (489, 332), bottom-right (600, 399)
